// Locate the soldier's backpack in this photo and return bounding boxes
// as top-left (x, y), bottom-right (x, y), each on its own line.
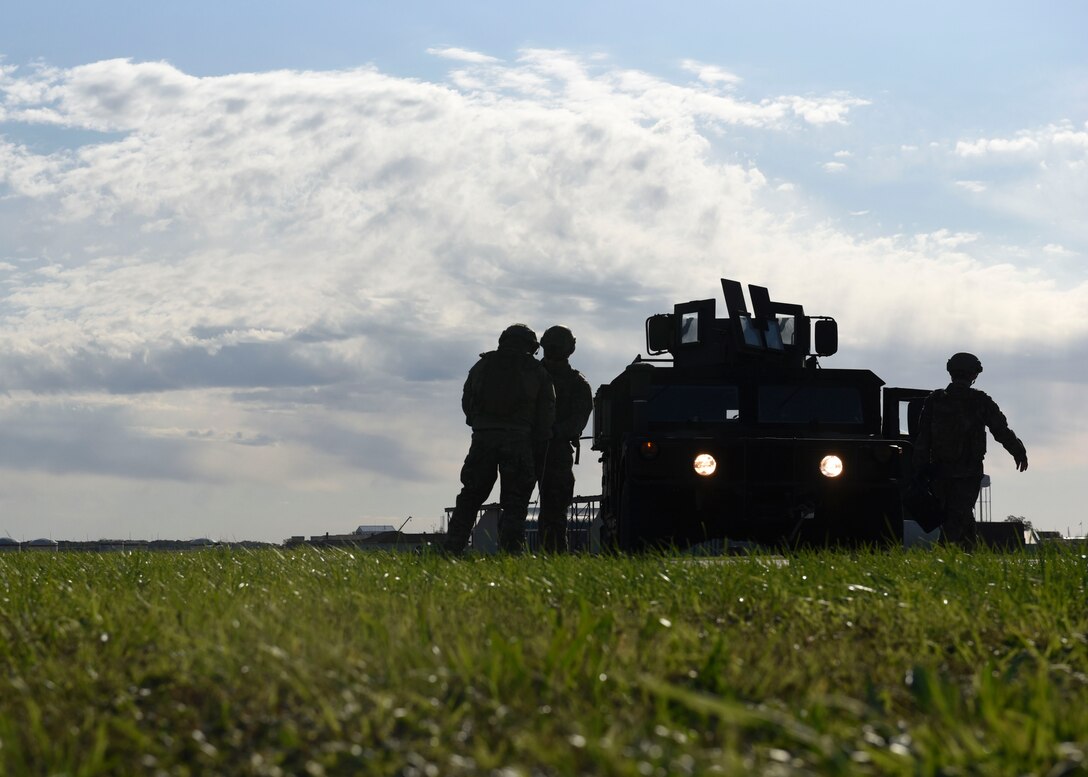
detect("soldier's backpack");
top-left (926, 389), bottom-right (982, 465)
top-left (475, 350), bottom-right (532, 420)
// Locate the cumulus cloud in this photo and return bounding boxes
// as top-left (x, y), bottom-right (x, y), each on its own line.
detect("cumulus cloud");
top-left (0, 51), bottom-right (1084, 538)
top-left (426, 47), bottom-right (501, 64)
top-left (0, 54), bottom-right (880, 371)
top-left (1052, 128), bottom-right (1088, 149)
top-left (786, 94), bottom-right (868, 124)
top-left (947, 121), bottom-right (1088, 245)
top-left (0, 397), bottom-right (202, 480)
top-left (956, 136), bottom-right (1040, 157)
top-left (681, 59), bottom-right (742, 87)
top-left (952, 124), bottom-right (1088, 163)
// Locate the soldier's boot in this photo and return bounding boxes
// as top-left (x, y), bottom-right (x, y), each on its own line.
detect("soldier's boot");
top-left (939, 516), bottom-right (977, 551)
top-left (537, 508), bottom-right (568, 553)
top-left (538, 458), bottom-right (575, 553)
top-left (497, 509), bottom-right (527, 554)
top-left (444, 499), bottom-right (479, 554)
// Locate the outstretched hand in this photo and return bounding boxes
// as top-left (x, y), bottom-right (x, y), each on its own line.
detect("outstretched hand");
top-left (1014, 453), bottom-right (1028, 472)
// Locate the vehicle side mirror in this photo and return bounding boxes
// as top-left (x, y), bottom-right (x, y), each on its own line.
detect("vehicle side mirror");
top-left (814, 319), bottom-right (838, 357)
top-left (645, 314), bottom-right (674, 354)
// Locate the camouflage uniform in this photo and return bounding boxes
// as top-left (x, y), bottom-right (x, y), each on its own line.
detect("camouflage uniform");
top-left (536, 357), bottom-right (593, 552)
top-left (445, 332), bottom-right (555, 554)
top-left (914, 376), bottom-right (1027, 549)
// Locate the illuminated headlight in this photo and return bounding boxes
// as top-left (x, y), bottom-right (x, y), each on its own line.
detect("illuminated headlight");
top-left (819, 455), bottom-right (844, 478)
top-left (693, 453), bottom-right (717, 477)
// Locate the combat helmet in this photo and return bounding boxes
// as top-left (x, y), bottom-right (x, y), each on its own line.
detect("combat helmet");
top-left (540, 325), bottom-right (576, 359)
top-left (946, 352), bottom-right (983, 378)
top-left (499, 323), bottom-right (539, 354)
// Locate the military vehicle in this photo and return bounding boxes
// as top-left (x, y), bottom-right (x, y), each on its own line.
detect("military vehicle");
top-left (591, 278), bottom-right (928, 550)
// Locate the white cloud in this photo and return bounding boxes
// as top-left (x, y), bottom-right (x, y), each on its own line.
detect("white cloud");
top-left (426, 47), bottom-right (501, 64)
top-left (1052, 129), bottom-right (1088, 149)
top-left (680, 59), bottom-right (742, 87)
top-left (912, 229), bottom-right (979, 249)
top-left (948, 121), bottom-right (1088, 245)
top-left (956, 136), bottom-right (1039, 157)
top-left (954, 124), bottom-right (1088, 160)
top-left (822, 161), bottom-right (847, 173)
top-left (787, 94), bottom-right (869, 124)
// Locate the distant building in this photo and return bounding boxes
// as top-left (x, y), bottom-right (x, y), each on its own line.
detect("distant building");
top-left (354, 524), bottom-right (396, 537)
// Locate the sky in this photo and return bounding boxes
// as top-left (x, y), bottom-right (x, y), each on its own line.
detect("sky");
top-left (1, 1), bottom-right (1086, 541)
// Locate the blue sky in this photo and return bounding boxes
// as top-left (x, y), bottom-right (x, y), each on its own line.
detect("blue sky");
top-left (1, 2), bottom-right (1086, 540)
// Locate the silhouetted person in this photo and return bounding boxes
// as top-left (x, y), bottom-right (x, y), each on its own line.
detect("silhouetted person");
top-left (445, 324), bottom-right (556, 554)
top-left (913, 352), bottom-right (1028, 549)
top-left (535, 325), bottom-right (594, 552)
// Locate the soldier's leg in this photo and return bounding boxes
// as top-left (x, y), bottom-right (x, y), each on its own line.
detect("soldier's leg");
top-left (445, 435), bottom-right (499, 553)
top-left (949, 477), bottom-right (981, 549)
top-left (538, 443), bottom-right (575, 552)
top-left (936, 477), bottom-right (981, 550)
top-left (496, 434), bottom-right (536, 553)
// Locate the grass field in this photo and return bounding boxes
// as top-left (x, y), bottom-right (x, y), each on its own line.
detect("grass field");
top-left (1, 546), bottom-right (1086, 776)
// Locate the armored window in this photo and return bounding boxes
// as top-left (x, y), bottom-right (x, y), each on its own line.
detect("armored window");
top-left (737, 315), bottom-right (763, 348)
top-left (647, 385), bottom-right (740, 423)
top-left (680, 312), bottom-right (700, 344)
top-left (764, 320), bottom-right (784, 351)
top-left (757, 385), bottom-right (863, 425)
top-left (777, 317), bottom-right (797, 347)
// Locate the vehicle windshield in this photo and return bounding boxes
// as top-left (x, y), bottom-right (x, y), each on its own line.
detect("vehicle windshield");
top-left (647, 385), bottom-right (740, 423)
top-left (758, 384), bottom-right (863, 425)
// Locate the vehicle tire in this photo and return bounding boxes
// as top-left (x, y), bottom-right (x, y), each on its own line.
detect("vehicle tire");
top-left (598, 460), bottom-right (623, 553)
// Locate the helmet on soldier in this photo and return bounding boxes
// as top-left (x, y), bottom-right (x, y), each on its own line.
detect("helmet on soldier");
top-left (946, 352), bottom-right (983, 379)
top-left (499, 323), bottom-right (539, 354)
top-left (541, 325), bottom-right (576, 359)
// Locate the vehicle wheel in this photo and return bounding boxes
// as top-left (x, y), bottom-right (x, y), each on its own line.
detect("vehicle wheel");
top-left (597, 460), bottom-right (622, 553)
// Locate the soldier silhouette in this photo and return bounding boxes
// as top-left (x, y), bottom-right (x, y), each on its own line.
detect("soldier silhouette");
top-left (444, 324), bottom-right (556, 554)
top-left (913, 352), bottom-right (1028, 549)
top-left (535, 325), bottom-right (594, 552)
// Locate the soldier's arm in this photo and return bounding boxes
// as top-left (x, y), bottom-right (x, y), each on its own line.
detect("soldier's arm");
top-left (983, 396), bottom-right (1028, 472)
top-left (552, 374), bottom-right (594, 441)
top-left (570, 375), bottom-right (594, 440)
top-left (534, 371), bottom-right (557, 441)
top-left (461, 360), bottom-right (483, 425)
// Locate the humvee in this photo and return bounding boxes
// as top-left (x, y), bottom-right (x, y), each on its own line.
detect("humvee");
top-left (591, 278), bottom-right (927, 550)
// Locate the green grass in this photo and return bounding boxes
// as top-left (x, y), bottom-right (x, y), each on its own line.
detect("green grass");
top-left (1, 546), bottom-right (1086, 775)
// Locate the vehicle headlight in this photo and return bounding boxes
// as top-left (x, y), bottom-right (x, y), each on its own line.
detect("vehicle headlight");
top-left (819, 454), bottom-right (844, 478)
top-left (693, 453), bottom-right (717, 476)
